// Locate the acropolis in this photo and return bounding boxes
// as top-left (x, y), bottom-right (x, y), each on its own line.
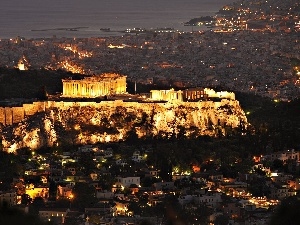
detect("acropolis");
top-left (0, 72), bottom-right (243, 152)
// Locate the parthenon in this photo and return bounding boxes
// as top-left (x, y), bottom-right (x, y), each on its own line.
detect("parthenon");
top-left (62, 73), bottom-right (127, 98)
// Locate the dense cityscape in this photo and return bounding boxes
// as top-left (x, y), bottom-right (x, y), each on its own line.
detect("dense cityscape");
top-left (0, 0), bottom-right (300, 225)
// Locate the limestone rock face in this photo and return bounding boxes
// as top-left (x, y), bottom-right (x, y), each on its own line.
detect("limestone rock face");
top-left (1, 100), bottom-right (248, 152)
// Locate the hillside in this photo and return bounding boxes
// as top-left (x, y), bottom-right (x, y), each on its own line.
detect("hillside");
top-left (1, 100), bottom-right (248, 152)
top-left (0, 68), bottom-right (299, 153)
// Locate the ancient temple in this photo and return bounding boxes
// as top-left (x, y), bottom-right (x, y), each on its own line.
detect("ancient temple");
top-left (62, 73), bottom-right (127, 98)
top-left (150, 89), bottom-right (183, 102)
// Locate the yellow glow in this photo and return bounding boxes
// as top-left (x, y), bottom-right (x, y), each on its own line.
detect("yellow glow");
top-left (58, 60), bottom-right (85, 74)
top-left (69, 193), bottom-right (74, 199)
top-left (26, 186), bottom-right (49, 200)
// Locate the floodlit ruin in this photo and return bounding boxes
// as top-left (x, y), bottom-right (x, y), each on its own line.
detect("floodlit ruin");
top-left (62, 73), bottom-right (127, 98)
top-left (0, 73), bottom-right (248, 152)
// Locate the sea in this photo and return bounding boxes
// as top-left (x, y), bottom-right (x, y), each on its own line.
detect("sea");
top-left (0, 0), bottom-right (233, 39)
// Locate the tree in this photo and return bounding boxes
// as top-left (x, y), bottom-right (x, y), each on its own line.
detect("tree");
top-left (248, 177), bottom-right (270, 197)
top-left (36, 85), bottom-right (48, 100)
top-left (89, 214), bottom-right (103, 225)
top-left (21, 194), bottom-right (32, 205)
top-left (0, 203), bottom-right (46, 225)
top-left (99, 174), bottom-right (116, 190)
top-left (139, 219), bottom-right (153, 225)
top-left (126, 129), bottom-right (139, 144)
top-left (159, 157), bottom-right (172, 182)
top-left (72, 182), bottom-right (98, 210)
top-left (29, 197), bottom-right (45, 215)
top-left (128, 201), bottom-right (142, 216)
top-left (55, 198), bottom-right (70, 208)
top-left (214, 215), bottom-right (229, 225)
top-left (48, 180), bottom-right (57, 201)
top-left (0, 134), bottom-right (4, 152)
top-left (269, 197), bottom-right (300, 225)
top-left (272, 159), bottom-right (284, 171)
top-left (78, 152), bottom-right (96, 175)
top-left (141, 177), bottom-right (159, 187)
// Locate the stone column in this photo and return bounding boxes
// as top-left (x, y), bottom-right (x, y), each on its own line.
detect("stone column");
top-left (116, 80), bottom-right (119, 94)
top-left (121, 77), bottom-right (125, 93)
top-left (65, 83), bottom-right (68, 96)
top-left (88, 83), bottom-right (91, 97)
top-left (76, 82), bottom-right (81, 97)
top-left (62, 82), bottom-right (66, 96)
top-left (178, 90), bottom-right (183, 101)
top-left (104, 82), bottom-right (107, 95)
top-left (85, 83), bottom-right (88, 96)
top-left (64, 83), bottom-right (67, 96)
top-left (77, 82), bottom-right (80, 97)
top-left (78, 81), bottom-right (82, 97)
top-left (173, 92), bottom-right (176, 100)
top-left (100, 83), bottom-right (103, 96)
top-left (99, 82), bottom-right (105, 95)
top-left (68, 83), bottom-right (71, 96)
top-left (74, 82), bottom-right (77, 97)
top-left (97, 82), bottom-right (100, 96)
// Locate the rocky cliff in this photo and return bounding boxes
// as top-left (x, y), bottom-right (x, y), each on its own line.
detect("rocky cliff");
top-left (0, 99), bottom-right (248, 152)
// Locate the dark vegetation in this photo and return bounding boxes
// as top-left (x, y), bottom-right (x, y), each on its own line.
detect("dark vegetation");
top-left (0, 68), bottom-right (71, 100)
top-left (269, 196), bottom-right (300, 225)
top-left (0, 202), bottom-right (48, 225)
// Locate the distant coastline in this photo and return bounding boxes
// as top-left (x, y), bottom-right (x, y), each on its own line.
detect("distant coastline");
top-left (0, 0), bottom-right (233, 38)
top-left (31, 27), bottom-right (89, 32)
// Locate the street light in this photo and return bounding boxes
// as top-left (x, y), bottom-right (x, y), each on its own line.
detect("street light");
top-left (69, 193), bottom-right (74, 210)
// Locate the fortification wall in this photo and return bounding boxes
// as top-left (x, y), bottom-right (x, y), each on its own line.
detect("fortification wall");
top-left (1, 98), bottom-right (248, 152)
top-left (0, 99), bottom-right (240, 126)
top-left (12, 107), bottom-right (25, 124)
top-left (0, 102), bottom-right (45, 126)
top-left (23, 102), bottom-right (42, 116)
top-left (0, 108), bottom-right (5, 125)
top-left (4, 107), bottom-right (13, 126)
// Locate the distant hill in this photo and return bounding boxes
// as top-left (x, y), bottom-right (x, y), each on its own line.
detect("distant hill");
top-left (0, 68), bottom-right (73, 100)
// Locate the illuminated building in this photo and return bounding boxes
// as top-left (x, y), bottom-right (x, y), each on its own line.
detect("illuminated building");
top-left (150, 88), bottom-right (235, 102)
top-left (62, 73), bottom-right (127, 98)
top-left (16, 55), bottom-right (29, 70)
top-left (150, 88), bottom-right (183, 101)
top-left (18, 60), bottom-right (25, 70)
top-left (39, 209), bottom-right (68, 224)
top-left (184, 87), bottom-right (208, 101)
top-left (25, 183), bottom-right (49, 200)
